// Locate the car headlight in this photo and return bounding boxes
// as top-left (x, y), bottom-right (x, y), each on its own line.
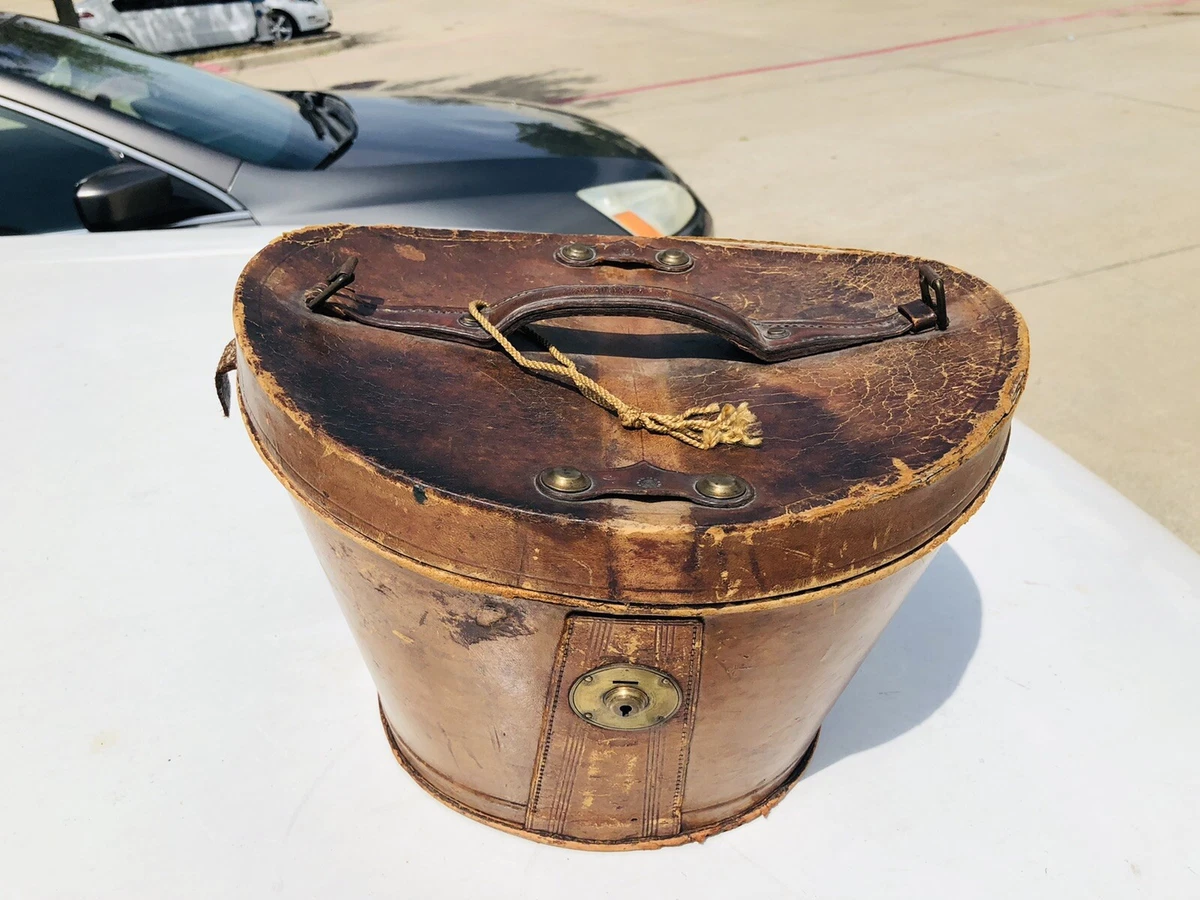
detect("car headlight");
top-left (576, 180), bottom-right (697, 237)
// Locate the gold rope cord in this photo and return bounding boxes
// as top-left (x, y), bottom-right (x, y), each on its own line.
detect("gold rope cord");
top-left (467, 301), bottom-right (763, 450)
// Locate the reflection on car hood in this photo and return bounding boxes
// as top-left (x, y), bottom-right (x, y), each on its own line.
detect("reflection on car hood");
top-left (328, 93), bottom-right (661, 169)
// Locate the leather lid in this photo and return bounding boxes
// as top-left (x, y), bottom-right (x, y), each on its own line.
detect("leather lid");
top-left (233, 224), bottom-right (1028, 606)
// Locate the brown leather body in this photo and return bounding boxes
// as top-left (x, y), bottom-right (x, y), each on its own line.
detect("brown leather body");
top-left (230, 225), bottom-right (1028, 848)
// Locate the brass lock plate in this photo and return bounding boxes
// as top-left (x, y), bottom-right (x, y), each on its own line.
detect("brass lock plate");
top-left (568, 664), bottom-right (682, 731)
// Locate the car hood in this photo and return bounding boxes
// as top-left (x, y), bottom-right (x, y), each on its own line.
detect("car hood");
top-left (327, 93), bottom-right (662, 169)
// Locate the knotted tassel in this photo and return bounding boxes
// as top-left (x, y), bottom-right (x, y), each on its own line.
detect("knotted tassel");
top-left (467, 301), bottom-right (764, 450)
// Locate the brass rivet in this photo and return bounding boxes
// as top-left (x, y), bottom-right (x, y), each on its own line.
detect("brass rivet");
top-left (558, 242), bottom-right (597, 263)
top-left (539, 466), bottom-right (592, 493)
top-left (765, 324), bottom-right (789, 338)
top-left (695, 473), bottom-right (747, 500)
top-left (655, 248), bottom-right (693, 270)
top-left (458, 313), bottom-right (482, 328)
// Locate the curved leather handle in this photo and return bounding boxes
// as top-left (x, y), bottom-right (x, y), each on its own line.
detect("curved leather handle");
top-left (478, 284), bottom-right (911, 363)
top-left (314, 281), bottom-right (945, 363)
top-left (305, 255), bottom-right (948, 363)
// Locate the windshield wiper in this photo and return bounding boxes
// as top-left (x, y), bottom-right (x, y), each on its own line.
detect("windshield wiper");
top-left (285, 91), bottom-right (358, 169)
top-left (287, 90), bottom-right (327, 140)
top-left (312, 93), bottom-right (358, 169)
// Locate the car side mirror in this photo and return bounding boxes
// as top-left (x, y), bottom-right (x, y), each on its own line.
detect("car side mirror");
top-left (75, 162), bottom-right (173, 232)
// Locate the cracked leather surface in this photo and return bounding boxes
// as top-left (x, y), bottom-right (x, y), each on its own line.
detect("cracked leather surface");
top-left (233, 224), bottom-right (1028, 604)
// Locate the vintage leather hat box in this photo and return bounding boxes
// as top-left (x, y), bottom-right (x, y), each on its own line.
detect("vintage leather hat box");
top-left (220, 224), bottom-right (1027, 849)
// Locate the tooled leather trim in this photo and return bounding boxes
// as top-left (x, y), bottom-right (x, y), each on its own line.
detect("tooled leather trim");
top-left (524, 616), bottom-right (704, 841)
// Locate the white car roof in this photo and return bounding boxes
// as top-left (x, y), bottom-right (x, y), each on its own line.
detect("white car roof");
top-left (2, 228), bottom-right (1198, 898)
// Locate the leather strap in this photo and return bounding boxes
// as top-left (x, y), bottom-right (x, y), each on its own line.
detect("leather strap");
top-left (319, 283), bottom-right (948, 363)
top-left (526, 615), bottom-right (703, 842)
top-left (306, 256), bottom-right (949, 363)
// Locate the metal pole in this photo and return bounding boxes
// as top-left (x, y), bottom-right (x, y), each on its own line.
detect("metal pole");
top-left (52, 0), bottom-right (80, 27)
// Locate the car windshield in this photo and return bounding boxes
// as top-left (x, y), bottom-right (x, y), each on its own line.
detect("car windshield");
top-left (0, 16), bottom-right (341, 169)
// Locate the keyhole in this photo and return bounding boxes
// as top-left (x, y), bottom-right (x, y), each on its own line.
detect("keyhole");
top-left (571, 666), bottom-right (682, 730)
top-left (601, 684), bottom-right (651, 719)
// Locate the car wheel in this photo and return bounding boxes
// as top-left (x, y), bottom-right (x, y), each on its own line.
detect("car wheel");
top-left (266, 11), bottom-right (297, 43)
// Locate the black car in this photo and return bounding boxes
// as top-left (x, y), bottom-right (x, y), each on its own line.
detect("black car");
top-left (0, 14), bottom-right (711, 237)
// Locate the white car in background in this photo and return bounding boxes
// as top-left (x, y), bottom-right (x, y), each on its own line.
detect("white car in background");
top-left (75, 0), bottom-right (331, 53)
top-left (257, 0), bottom-right (330, 43)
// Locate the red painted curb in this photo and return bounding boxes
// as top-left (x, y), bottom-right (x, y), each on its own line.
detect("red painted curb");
top-left (555, 0), bottom-right (1194, 105)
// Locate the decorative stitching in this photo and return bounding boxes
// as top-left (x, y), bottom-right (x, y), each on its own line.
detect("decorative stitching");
top-left (672, 622), bottom-right (704, 829)
top-left (526, 616), bottom-right (576, 827)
